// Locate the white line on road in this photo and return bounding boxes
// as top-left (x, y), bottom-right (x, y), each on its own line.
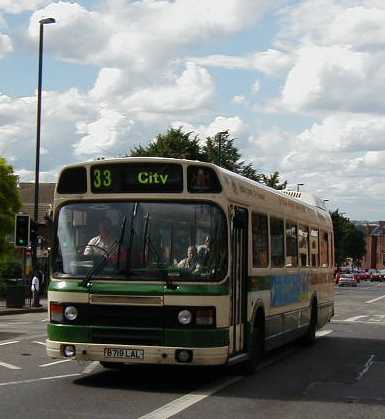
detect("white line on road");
top-left (0, 373), bottom-right (81, 387)
top-left (0, 361), bottom-right (21, 370)
top-left (366, 294), bottom-right (385, 304)
top-left (356, 354), bottom-right (375, 381)
top-left (82, 361), bottom-right (99, 375)
top-left (138, 376), bottom-right (243, 419)
top-left (316, 330), bottom-right (333, 337)
top-left (33, 341), bottom-right (46, 346)
top-left (39, 359), bottom-right (73, 368)
top-left (41, 319), bottom-right (49, 322)
top-left (0, 341), bottom-right (19, 346)
top-left (342, 315), bottom-right (367, 322)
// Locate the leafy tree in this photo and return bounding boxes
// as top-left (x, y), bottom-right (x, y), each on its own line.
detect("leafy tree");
top-left (330, 209), bottom-right (366, 266)
top-left (129, 127), bottom-right (204, 160)
top-left (261, 171), bottom-right (288, 190)
top-left (202, 130), bottom-right (263, 181)
top-left (0, 157), bottom-right (21, 254)
top-left (127, 127), bottom-right (286, 187)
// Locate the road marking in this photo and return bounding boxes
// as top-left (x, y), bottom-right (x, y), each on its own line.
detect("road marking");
top-left (82, 361), bottom-right (99, 374)
top-left (41, 319), bottom-right (49, 322)
top-left (33, 341), bottom-right (46, 346)
top-left (138, 376), bottom-right (243, 419)
top-left (356, 354), bottom-right (375, 381)
top-left (342, 315), bottom-right (367, 322)
top-left (0, 373), bottom-right (81, 387)
top-left (366, 294), bottom-right (385, 304)
top-left (316, 330), bottom-right (333, 337)
top-left (0, 361), bottom-right (21, 370)
top-left (39, 359), bottom-right (73, 367)
top-left (0, 341), bottom-right (19, 346)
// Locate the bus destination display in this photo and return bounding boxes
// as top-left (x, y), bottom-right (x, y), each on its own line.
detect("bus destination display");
top-left (91, 163), bottom-right (183, 193)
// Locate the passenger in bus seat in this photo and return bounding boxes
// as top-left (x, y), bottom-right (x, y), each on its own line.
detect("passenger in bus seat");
top-left (177, 245), bottom-right (200, 271)
top-left (197, 236), bottom-right (210, 266)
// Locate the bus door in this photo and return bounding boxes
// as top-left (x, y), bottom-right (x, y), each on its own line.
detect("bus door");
top-left (230, 206), bottom-right (248, 355)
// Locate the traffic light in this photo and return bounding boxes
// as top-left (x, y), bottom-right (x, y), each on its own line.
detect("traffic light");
top-left (15, 214), bottom-right (30, 247)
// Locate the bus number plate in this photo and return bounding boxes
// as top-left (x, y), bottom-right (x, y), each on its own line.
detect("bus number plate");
top-left (103, 347), bottom-right (144, 360)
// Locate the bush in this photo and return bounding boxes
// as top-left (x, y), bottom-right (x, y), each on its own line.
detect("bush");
top-left (0, 259), bottom-right (22, 279)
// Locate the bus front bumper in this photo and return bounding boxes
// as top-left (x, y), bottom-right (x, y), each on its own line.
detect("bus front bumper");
top-left (46, 340), bottom-right (229, 366)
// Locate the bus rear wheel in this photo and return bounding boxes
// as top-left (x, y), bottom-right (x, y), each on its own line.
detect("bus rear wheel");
top-left (301, 301), bottom-right (317, 346)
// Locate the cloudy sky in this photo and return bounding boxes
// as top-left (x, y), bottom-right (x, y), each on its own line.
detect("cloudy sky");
top-left (1, 0), bottom-right (385, 220)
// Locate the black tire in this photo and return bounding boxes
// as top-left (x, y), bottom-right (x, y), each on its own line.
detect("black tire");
top-left (243, 315), bottom-right (265, 374)
top-left (301, 301), bottom-right (317, 346)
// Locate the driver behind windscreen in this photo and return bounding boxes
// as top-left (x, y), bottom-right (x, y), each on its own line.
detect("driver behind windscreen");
top-left (84, 217), bottom-right (114, 257)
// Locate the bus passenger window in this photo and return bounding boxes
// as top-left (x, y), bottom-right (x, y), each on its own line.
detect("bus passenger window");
top-left (252, 213), bottom-right (269, 268)
top-left (320, 231), bottom-right (329, 267)
top-left (270, 217), bottom-right (284, 268)
top-left (310, 228), bottom-right (319, 267)
top-left (285, 221), bottom-right (298, 267)
top-left (298, 224), bottom-right (309, 267)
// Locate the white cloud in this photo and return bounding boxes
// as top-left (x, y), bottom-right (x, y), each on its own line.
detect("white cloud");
top-left (75, 108), bottom-right (133, 156)
top-left (281, 46), bottom-right (385, 113)
top-left (232, 96), bottom-right (247, 105)
top-left (0, 0), bottom-right (50, 14)
top-left (0, 32), bottom-right (12, 57)
top-left (28, 0), bottom-right (274, 71)
top-left (297, 113), bottom-right (385, 152)
top-left (191, 49), bottom-right (293, 75)
top-left (122, 62), bottom-right (215, 114)
top-left (172, 115), bottom-right (248, 141)
top-left (252, 80), bottom-right (260, 95)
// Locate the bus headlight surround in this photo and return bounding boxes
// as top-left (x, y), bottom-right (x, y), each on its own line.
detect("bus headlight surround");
top-left (64, 305), bottom-right (78, 321)
top-left (178, 309), bottom-right (192, 325)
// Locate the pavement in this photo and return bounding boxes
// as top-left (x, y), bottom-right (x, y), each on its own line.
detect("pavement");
top-left (0, 297), bottom-right (47, 315)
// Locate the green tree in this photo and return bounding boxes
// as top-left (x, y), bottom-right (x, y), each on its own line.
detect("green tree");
top-left (129, 127), bottom-right (204, 160)
top-left (330, 210), bottom-right (366, 266)
top-left (201, 130), bottom-right (263, 181)
top-left (0, 157), bottom-right (21, 254)
top-left (261, 171), bottom-right (288, 190)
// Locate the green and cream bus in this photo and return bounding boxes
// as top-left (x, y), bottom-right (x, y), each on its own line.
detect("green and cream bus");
top-left (47, 157), bottom-right (334, 371)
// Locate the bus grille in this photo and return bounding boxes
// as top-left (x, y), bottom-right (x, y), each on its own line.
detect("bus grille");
top-left (90, 327), bottom-right (162, 346)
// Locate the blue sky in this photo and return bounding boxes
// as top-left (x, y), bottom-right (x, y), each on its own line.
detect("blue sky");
top-left (1, 0), bottom-right (385, 220)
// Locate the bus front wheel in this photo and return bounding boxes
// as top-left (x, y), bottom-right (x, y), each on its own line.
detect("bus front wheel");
top-left (243, 315), bottom-right (265, 374)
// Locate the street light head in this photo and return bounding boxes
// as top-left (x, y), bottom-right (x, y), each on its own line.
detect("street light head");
top-left (39, 17), bottom-right (56, 25)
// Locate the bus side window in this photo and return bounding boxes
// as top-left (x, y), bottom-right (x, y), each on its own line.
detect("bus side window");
top-left (298, 224), bottom-right (309, 267)
top-left (285, 221), bottom-right (298, 268)
top-left (310, 228), bottom-right (319, 267)
top-left (270, 217), bottom-right (284, 268)
top-left (252, 212), bottom-right (269, 268)
top-left (320, 230), bottom-right (329, 268)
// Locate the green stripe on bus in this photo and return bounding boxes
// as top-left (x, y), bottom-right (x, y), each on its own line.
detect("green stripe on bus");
top-left (49, 281), bottom-right (229, 296)
top-left (164, 328), bottom-right (229, 347)
top-left (248, 276), bottom-right (272, 291)
top-left (48, 323), bottom-right (89, 342)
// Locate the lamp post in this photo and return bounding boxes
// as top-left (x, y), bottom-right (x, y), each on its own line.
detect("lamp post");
top-left (296, 183), bottom-right (304, 192)
top-left (32, 17), bottom-right (56, 273)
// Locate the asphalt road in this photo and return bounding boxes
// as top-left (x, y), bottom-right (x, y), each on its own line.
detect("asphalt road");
top-left (1, 282), bottom-right (385, 419)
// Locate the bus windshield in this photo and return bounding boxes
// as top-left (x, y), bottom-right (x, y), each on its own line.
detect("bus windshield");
top-left (53, 201), bottom-right (228, 282)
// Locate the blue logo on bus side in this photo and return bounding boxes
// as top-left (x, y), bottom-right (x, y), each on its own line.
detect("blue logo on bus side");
top-left (271, 272), bottom-right (310, 306)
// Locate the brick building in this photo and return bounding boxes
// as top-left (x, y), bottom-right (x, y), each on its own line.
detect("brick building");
top-left (360, 222), bottom-right (385, 270)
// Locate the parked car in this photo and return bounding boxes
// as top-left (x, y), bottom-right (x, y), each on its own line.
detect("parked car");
top-left (370, 269), bottom-right (385, 282)
top-left (338, 273), bottom-right (358, 287)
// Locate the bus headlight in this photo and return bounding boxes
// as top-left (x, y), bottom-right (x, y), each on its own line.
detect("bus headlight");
top-left (178, 309), bottom-right (192, 325)
top-left (64, 305), bottom-right (78, 321)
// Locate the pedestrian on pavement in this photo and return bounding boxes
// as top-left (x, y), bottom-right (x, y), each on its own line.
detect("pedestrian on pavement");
top-left (31, 272), bottom-right (40, 307)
